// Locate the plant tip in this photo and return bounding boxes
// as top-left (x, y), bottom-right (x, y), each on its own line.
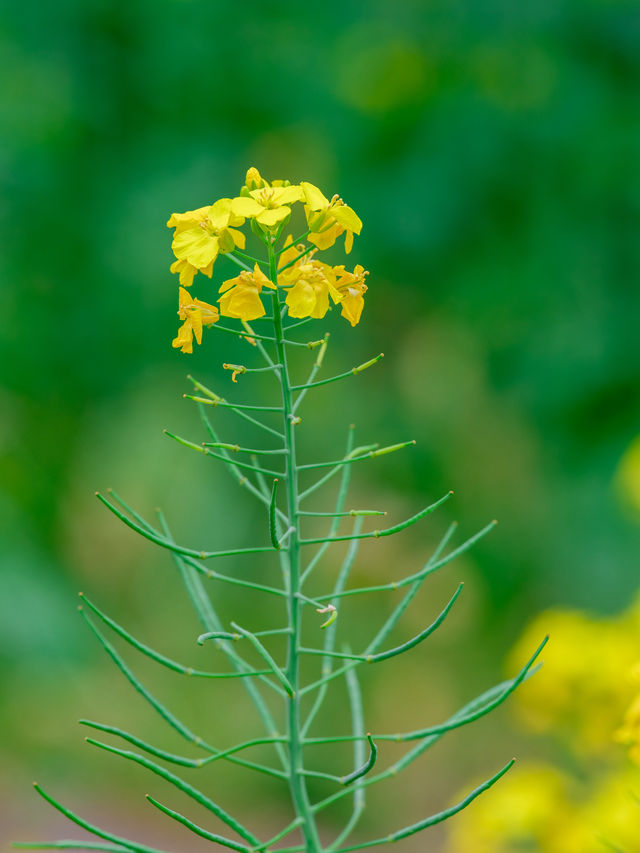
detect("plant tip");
top-left (492, 519), bottom-right (499, 525)
top-left (448, 489), bottom-right (454, 495)
top-left (78, 591), bottom-right (84, 597)
top-left (380, 352), bottom-right (385, 358)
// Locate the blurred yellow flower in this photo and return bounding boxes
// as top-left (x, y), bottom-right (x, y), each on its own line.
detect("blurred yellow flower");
top-left (172, 286), bottom-right (219, 354)
top-left (615, 673), bottom-right (640, 764)
top-left (445, 764), bottom-right (574, 853)
top-left (334, 264), bottom-right (369, 326)
top-left (219, 263), bottom-right (275, 321)
top-left (231, 184), bottom-right (303, 228)
top-left (508, 607), bottom-right (640, 755)
top-left (168, 199), bottom-right (245, 279)
top-left (301, 181), bottom-right (362, 253)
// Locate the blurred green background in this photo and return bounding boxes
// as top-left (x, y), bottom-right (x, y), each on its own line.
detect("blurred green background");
top-left (2, 0), bottom-right (640, 849)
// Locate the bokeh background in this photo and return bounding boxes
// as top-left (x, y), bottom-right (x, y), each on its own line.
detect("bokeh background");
top-left (2, 0), bottom-right (640, 850)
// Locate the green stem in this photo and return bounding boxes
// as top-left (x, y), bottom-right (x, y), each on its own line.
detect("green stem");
top-left (268, 238), bottom-right (323, 853)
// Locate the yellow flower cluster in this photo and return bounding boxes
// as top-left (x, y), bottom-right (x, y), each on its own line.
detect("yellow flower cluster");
top-left (167, 168), bottom-right (367, 353)
top-left (444, 595), bottom-right (640, 853)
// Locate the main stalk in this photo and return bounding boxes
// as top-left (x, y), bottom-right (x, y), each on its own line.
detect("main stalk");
top-left (268, 240), bottom-right (322, 853)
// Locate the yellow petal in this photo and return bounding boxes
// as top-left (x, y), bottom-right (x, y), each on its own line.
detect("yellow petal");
top-left (219, 273), bottom-right (243, 294)
top-left (308, 223), bottom-right (341, 251)
top-left (167, 206), bottom-right (211, 231)
top-left (310, 284), bottom-right (330, 318)
top-left (187, 308), bottom-right (203, 344)
top-left (285, 281), bottom-right (316, 318)
top-left (229, 228), bottom-right (246, 250)
top-left (170, 259), bottom-right (197, 287)
top-left (271, 185), bottom-right (304, 205)
top-left (219, 284), bottom-right (266, 321)
top-left (172, 320), bottom-right (193, 353)
top-left (217, 228), bottom-right (236, 254)
top-left (172, 228), bottom-right (220, 268)
top-left (253, 263), bottom-right (276, 290)
top-left (340, 293), bottom-right (364, 326)
top-left (207, 198), bottom-right (232, 229)
top-left (278, 235), bottom-right (300, 270)
top-left (331, 204), bottom-right (362, 234)
top-left (178, 285), bottom-right (193, 309)
top-left (258, 206), bottom-right (290, 227)
top-left (231, 196), bottom-right (265, 218)
top-left (301, 182), bottom-right (330, 211)
top-left (344, 228), bottom-right (354, 254)
top-left (193, 298), bottom-right (219, 326)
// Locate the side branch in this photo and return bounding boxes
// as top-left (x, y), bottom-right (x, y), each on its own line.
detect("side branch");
top-left (85, 739), bottom-right (261, 845)
top-left (96, 492), bottom-right (277, 561)
top-left (27, 784), bottom-right (169, 853)
top-left (331, 759), bottom-right (515, 852)
top-left (298, 440), bottom-right (416, 471)
top-left (291, 353), bottom-right (384, 392)
top-left (300, 492), bottom-right (453, 547)
top-left (79, 594), bottom-right (272, 681)
top-left (145, 797), bottom-right (250, 852)
top-left (312, 520), bottom-right (496, 602)
top-left (305, 637), bottom-right (547, 746)
top-left (231, 622), bottom-right (295, 697)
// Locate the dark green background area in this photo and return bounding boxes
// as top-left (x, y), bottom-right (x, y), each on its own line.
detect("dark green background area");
top-left (2, 0), bottom-right (639, 849)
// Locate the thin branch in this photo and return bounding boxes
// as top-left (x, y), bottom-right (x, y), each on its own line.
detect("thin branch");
top-left (305, 638), bottom-right (548, 746)
top-left (312, 520), bottom-right (496, 603)
top-left (191, 380), bottom-right (284, 440)
top-left (96, 491), bottom-right (278, 562)
top-left (231, 622), bottom-right (294, 696)
top-left (79, 594), bottom-right (273, 681)
top-left (291, 353), bottom-right (384, 392)
top-left (300, 492), bottom-right (452, 546)
top-left (298, 441), bottom-right (416, 471)
top-left (164, 430), bottom-right (283, 477)
top-left (79, 613), bottom-right (285, 777)
top-left (28, 784), bottom-right (169, 853)
top-left (331, 759), bottom-right (515, 851)
top-left (86, 739), bottom-right (261, 845)
top-left (145, 797), bottom-right (250, 852)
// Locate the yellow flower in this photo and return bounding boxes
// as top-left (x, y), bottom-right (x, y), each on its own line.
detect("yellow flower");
top-left (172, 287), bottom-right (219, 354)
top-left (231, 184), bottom-right (303, 228)
top-left (219, 263), bottom-right (276, 321)
top-left (334, 265), bottom-right (369, 326)
top-left (301, 181), bottom-right (362, 253)
top-left (278, 240), bottom-right (342, 319)
top-left (167, 199), bottom-right (245, 280)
